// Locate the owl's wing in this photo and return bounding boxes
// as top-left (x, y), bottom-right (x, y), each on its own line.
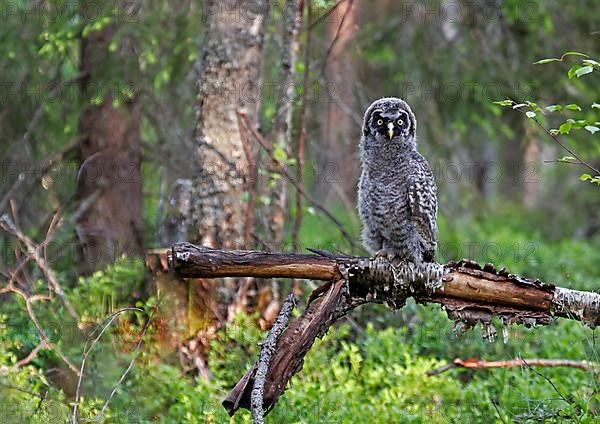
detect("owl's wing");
top-left (407, 155), bottom-right (438, 259)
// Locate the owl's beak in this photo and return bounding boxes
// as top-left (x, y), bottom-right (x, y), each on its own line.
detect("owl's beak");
top-left (387, 122), bottom-right (395, 140)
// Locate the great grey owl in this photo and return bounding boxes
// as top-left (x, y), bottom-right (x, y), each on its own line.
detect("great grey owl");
top-left (358, 97), bottom-right (437, 263)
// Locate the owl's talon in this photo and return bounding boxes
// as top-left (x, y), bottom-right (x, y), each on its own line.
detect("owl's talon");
top-left (375, 248), bottom-right (395, 261)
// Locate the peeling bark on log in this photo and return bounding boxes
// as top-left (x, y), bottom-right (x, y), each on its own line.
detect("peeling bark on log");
top-left (168, 242), bottom-right (600, 417)
top-left (170, 243), bottom-right (600, 327)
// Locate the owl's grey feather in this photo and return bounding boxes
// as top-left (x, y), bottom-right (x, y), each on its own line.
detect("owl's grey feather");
top-left (358, 97), bottom-right (437, 263)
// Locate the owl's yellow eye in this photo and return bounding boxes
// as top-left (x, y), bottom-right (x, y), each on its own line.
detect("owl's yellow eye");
top-left (397, 119), bottom-right (404, 126)
top-left (376, 119), bottom-right (384, 126)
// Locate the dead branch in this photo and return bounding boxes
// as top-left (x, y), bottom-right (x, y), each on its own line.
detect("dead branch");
top-left (427, 358), bottom-right (598, 376)
top-left (0, 136), bottom-right (81, 214)
top-left (168, 242), bottom-right (600, 417)
top-left (170, 243), bottom-right (600, 326)
top-left (0, 213), bottom-right (82, 378)
top-left (0, 283), bottom-right (80, 377)
top-left (236, 111), bottom-right (257, 249)
top-left (0, 214), bottom-right (79, 321)
top-left (237, 112), bottom-right (361, 251)
top-left (222, 277), bottom-right (349, 416)
top-left (251, 293), bottom-right (296, 423)
top-left (291, 0), bottom-right (312, 298)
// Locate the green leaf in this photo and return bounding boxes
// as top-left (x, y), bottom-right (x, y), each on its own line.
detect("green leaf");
top-left (580, 173), bottom-right (592, 181)
top-left (525, 111), bottom-right (536, 118)
top-left (582, 59), bottom-right (600, 67)
top-left (525, 101), bottom-right (538, 109)
top-left (259, 195), bottom-right (271, 206)
top-left (273, 146), bottom-right (288, 162)
top-left (559, 122), bottom-right (572, 134)
top-left (584, 125), bottom-right (599, 134)
top-left (533, 58), bottom-right (560, 65)
top-left (561, 51), bottom-right (590, 59)
top-left (493, 100), bottom-right (514, 107)
top-left (565, 104), bottom-right (582, 111)
top-left (575, 65), bottom-right (593, 77)
top-left (568, 65), bottom-right (581, 79)
top-left (545, 105), bottom-right (562, 112)
top-left (557, 156), bottom-right (576, 163)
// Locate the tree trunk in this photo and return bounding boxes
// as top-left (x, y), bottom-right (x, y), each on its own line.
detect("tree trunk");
top-left (193, 0), bottom-right (267, 250)
top-left (522, 124), bottom-right (541, 208)
top-left (75, 0), bottom-right (143, 274)
top-left (317, 0), bottom-right (360, 205)
top-left (165, 0), bottom-right (269, 374)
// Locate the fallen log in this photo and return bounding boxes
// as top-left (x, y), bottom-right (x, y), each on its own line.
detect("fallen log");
top-left (168, 242), bottom-right (600, 418)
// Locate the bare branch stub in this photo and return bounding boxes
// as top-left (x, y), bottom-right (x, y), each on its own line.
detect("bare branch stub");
top-left (170, 242), bottom-right (339, 281)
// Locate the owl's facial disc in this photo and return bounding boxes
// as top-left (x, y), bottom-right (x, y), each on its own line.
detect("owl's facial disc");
top-left (371, 109), bottom-right (408, 140)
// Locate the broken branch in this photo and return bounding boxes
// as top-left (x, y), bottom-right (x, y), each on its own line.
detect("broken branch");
top-left (427, 358), bottom-right (598, 376)
top-left (168, 242), bottom-right (600, 417)
top-left (170, 243), bottom-right (600, 327)
top-left (251, 293), bottom-right (296, 423)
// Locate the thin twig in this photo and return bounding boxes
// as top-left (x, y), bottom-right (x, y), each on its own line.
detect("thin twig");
top-left (0, 215), bottom-right (79, 321)
top-left (491, 398), bottom-right (508, 424)
top-left (238, 113), bottom-right (360, 251)
top-left (12, 341), bottom-right (48, 368)
top-left (307, 0), bottom-right (346, 30)
top-left (71, 307), bottom-right (146, 423)
top-left (237, 111), bottom-right (258, 248)
top-left (321, 0), bottom-right (354, 74)
top-left (292, 0), bottom-right (312, 254)
top-left (251, 293), bottom-right (296, 424)
top-left (0, 136), bottom-right (81, 214)
top-left (2, 284), bottom-right (80, 376)
top-left (531, 116), bottom-right (600, 175)
top-left (94, 311), bottom-right (152, 422)
top-left (522, 358), bottom-right (573, 405)
top-left (513, 106), bottom-right (600, 176)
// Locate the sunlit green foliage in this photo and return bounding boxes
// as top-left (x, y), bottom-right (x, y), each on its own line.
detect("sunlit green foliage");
top-left (495, 52), bottom-right (600, 187)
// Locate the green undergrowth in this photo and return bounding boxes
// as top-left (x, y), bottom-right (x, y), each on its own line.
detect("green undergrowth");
top-left (1, 204), bottom-right (600, 423)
